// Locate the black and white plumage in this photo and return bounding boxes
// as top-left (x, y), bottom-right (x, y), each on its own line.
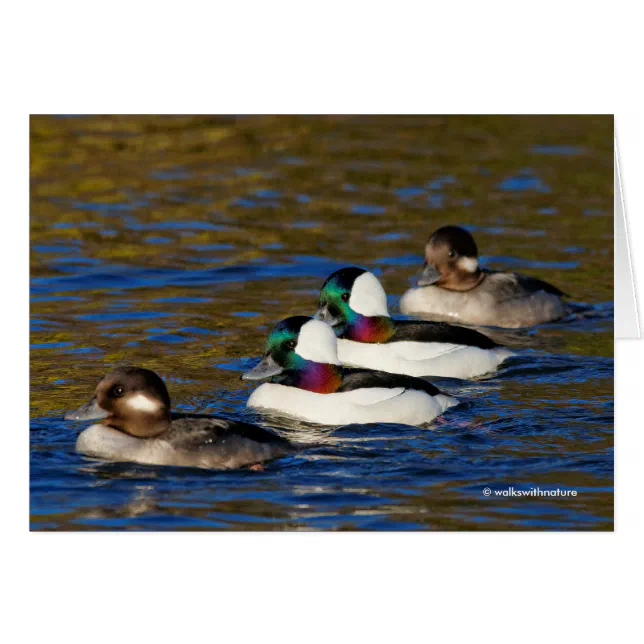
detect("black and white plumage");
top-left (315, 267), bottom-right (511, 379)
top-left (243, 317), bottom-right (458, 426)
top-left (337, 368), bottom-right (443, 396)
top-left (384, 320), bottom-right (499, 349)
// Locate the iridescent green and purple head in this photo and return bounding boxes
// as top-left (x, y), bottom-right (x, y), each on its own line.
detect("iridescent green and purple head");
top-left (315, 267), bottom-right (395, 343)
top-left (241, 316), bottom-right (342, 394)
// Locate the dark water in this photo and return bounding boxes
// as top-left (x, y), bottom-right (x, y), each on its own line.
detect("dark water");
top-left (30, 115), bottom-right (614, 530)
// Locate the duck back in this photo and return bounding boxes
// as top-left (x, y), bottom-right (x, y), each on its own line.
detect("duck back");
top-left (400, 271), bottom-right (568, 328)
top-left (76, 417), bottom-right (294, 469)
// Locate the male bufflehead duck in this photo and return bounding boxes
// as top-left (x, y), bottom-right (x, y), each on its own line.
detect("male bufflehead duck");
top-left (315, 267), bottom-right (511, 379)
top-left (65, 366), bottom-right (295, 469)
top-left (241, 316), bottom-right (458, 426)
top-left (400, 225), bottom-right (569, 328)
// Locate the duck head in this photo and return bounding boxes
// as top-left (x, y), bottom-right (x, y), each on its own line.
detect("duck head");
top-left (65, 366), bottom-right (172, 438)
top-left (315, 267), bottom-right (394, 343)
top-left (419, 225), bottom-right (484, 291)
top-left (242, 316), bottom-right (342, 394)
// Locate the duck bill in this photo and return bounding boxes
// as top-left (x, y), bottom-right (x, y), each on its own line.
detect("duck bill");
top-left (417, 263), bottom-right (442, 287)
top-left (241, 354), bottom-right (284, 381)
top-left (64, 397), bottom-right (108, 421)
top-left (314, 305), bottom-right (340, 327)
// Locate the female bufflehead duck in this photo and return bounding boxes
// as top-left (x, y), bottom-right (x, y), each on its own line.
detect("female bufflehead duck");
top-left (242, 316), bottom-right (458, 426)
top-left (315, 267), bottom-right (511, 379)
top-left (400, 225), bottom-right (569, 328)
top-left (65, 366), bottom-right (295, 469)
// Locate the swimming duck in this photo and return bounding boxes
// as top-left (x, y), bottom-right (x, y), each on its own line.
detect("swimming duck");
top-left (315, 267), bottom-right (511, 379)
top-left (400, 225), bottom-right (569, 328)
top-left (241, 316), bottom-right (458, 426)
top-left (65, 366), bottom-right (295, 469)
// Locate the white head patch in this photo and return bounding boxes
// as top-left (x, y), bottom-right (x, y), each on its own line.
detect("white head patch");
top-left (348, 272), bottom-right (390, 318)
top-left (126, 393), bottom-right (161, 413)
top-left (295, 319), bottom-right (340, 365)
top-left (457, 256), bottom-right (479, 273)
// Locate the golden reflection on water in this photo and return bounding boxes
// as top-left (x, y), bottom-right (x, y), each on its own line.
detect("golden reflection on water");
top-left (30, 115), bottom-right (613, 530)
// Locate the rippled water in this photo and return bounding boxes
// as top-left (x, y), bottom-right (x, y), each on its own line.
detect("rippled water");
top-left (30, 115), bottom-right (614, 530)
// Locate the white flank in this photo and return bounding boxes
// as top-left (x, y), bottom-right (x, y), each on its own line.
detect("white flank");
top-left (349, 272), bottom-right (390, 317)
top-left (76, 424), bottom-right (173, 465)
top-left (247, 383), bottom-right (457, 426)
top-left (77, 424), bottom-right (144, 460)
top-left (337, 338), bottom-right (512, 379)
top-left (295, 319), bottom-right (340, 364)
top-left (400, 278), bottom-right (567, 329)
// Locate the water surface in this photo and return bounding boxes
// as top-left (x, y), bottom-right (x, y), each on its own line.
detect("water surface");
top-left (30, 115), bottom-right (614, 530)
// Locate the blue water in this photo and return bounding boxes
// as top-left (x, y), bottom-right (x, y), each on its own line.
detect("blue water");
top-left (30, 115), bottom-right (614, 530)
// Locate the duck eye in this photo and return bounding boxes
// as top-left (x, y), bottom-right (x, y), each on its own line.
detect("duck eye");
top-left (319, 299), bottom-right (327, 308)
top-left (448, 250), bottom-right (455, 258)
top-left (112, 385), bottom-right (125, 397)
top-left (285, 340), bottom-right (296, 350)
top-left (341, 292), bottom-right (350, 302)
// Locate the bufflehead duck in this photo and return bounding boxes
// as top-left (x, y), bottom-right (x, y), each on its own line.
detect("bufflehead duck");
top-left (241, 316), bottom-right (458, 426)
top-left (65, 366), bottom-right (295, 469)
top-left (315, 267), bottom-right (511, 379)
top-left (400, 225), bottom-right (569, 328)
